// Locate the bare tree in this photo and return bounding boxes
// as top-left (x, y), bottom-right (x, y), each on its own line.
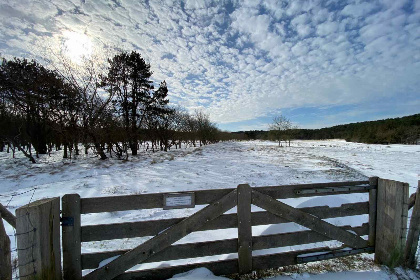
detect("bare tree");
top-left (194, 110), bottom-right (219, 146)
top-left (269, 115), bottom-right (294, 147)
top-left (47, 52), bottom-right (114, 160)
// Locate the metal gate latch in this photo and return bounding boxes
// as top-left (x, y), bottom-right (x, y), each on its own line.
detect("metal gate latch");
top-left (60, 216), bottom-right (74, 226)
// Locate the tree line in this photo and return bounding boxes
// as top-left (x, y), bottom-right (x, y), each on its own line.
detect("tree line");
top-left (234, 114), bottom-right (420, 145)
top-left (294, 114), bottom-right (420, 144)
top-left (0, 51), bottom-right (233, 163)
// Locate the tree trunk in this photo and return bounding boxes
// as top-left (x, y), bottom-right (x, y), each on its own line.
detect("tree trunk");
top-left (10, 139), bottom-right (35, 163)
top-left (75, 143), bottom-right (79, 156)
top-left (94, 142), bottom-right (107, 160)
top-left (130, 142), bottom-right (138, 156)
top-left (63, 143), bottom-right (68, 159)
top-left (69, 144), bottom-right (73, 160)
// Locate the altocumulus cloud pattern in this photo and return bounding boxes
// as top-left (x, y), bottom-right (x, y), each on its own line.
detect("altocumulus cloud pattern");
top-left (0, 0), bottom-right (419, 130)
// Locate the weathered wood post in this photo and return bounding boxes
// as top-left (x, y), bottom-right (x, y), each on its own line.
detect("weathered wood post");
top-left (375, 179), bottom-right (409, 267)
top-left (0, 202), bottom-right (17, 229)
top-left (62, 193), bottom-right (82, 280)
top-left (15, 197), bottom-right (61, 280)
top-left (0, 213), bottom-right (12, 280)
top-left (237, 184), bottom-right (252, 274)
top-left (368, 176), bottom-right (378, 246)
top-left (404, 181), bottom-right (420, 268)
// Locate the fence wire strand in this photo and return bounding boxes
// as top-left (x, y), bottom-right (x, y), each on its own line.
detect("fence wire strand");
top-left (2, 187), bottom-right (38, 280)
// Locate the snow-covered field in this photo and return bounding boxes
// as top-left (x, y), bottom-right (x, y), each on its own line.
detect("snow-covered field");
top-left (1, 140), bottom-right (419, 279)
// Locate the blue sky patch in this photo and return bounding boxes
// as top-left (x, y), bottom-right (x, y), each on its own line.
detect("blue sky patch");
top-left (0, 0), bottom-right (418, 131)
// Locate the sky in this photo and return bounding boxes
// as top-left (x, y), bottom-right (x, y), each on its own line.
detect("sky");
top-left (0, 0), bottom-right (419, 131)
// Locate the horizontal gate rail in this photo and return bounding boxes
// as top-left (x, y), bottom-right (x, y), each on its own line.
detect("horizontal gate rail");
top-left (82, 238), bottom-right (239, 270)
top-left (81, 188), bottom-right (234, 214)
top-left (81, 223), bottom-right (369, 269)
top-left (80, 181), bottom-right (370, 214)
top-left (296, 247), bottom-right (374, 263)
top-left (295, 185), bottom-right (373, 195)
top-left (113, 245), bottom-right (374, 280)
top-left (81, 201), bottom-right (369, 242)
top-left (258, 181), bottom-right (370, 199)
top-left (60, 180), bottom-right (376, 280)
top-left (252, 246), bottom-right (374, 272)
top-left (83, 190), bottom-right (238, 280)
top-left (114, 258), bottom-right (239, 280)
top-left (251, 189), bottom-right (369, 249)
top-left (252, 223), bottom-right (369, 251)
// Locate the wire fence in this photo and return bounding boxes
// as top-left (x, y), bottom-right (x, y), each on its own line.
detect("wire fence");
top-left (0, 187), bottom-right (37, 280)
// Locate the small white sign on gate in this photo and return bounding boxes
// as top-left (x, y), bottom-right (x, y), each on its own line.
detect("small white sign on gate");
top-left (163, 192), bottom-right (195, 209)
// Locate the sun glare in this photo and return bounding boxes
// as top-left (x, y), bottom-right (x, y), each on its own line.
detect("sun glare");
top-left (63, 31), bottom-right (93, 64)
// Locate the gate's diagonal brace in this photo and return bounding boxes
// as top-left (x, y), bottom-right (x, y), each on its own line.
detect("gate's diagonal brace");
top-left (83, 189), bottom-right (238, 280)
top-left (251, 190), bottom-right (368, 249)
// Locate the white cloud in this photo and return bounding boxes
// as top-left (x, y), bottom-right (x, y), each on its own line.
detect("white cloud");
top-left (295, 23), bottom-right (312, 37)
top-left (291, 13), bottom-right (308, 26)
top-left (0, 0), bottom-right (418, 128)
top-left (316, 21), bottom-right (339, 36)
top-left (342, 2), bottom-right (376, 18)
top-left (286, 1), bottom-right (303, 16)
top-left (291, 41), bottom-right (309, 56)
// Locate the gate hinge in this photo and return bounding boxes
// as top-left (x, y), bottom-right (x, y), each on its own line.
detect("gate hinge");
top-left (60, 216), bottom-right (74, 226)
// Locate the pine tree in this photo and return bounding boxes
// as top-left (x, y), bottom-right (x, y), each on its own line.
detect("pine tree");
top-left (102, 51), bottom-right (154, 155)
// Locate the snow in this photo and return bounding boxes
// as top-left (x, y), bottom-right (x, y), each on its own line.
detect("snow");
top-left (98, 255), bottom-right (120, 268)
top-left (1, 140), bottom-right (419, 279)
top-left (169, 268), bottom-right (228, 280)
top-left (166, 267), bottom-right (418, 280)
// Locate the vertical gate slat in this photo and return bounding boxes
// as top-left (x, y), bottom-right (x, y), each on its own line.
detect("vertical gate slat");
top-left (404, 181), bottom-right (420, 268)
top-left (237, 184), bottom-right (252, 274)
top-left (368, 176), bottom-right (378, 246)
top-left (62, 194), bottom-right (82, 280)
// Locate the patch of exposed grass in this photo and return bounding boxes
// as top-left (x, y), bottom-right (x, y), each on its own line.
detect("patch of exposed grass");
top-left (228, 254), bottom-right (377, 280)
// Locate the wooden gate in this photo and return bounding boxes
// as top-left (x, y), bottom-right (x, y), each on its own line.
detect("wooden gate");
top-left (61, 178), bottom-right (405, 280)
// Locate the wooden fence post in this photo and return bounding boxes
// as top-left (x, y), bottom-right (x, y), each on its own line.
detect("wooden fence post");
top-left (237, 184), bottom-right (252, 274)
top-left (0, 213), bottom-right (12, 280)
top-left (375, 179), bottom-right (409, 267)
top-left (0, 202), bottom-right (17, 229)
top-left (404, 181), bottom-right (420, 268)
top-left (16, 197), bottom-right (61, 280)
top-left (62, 194), bottom-right (82, 280)
top-left (368, 177), bottom-right (378, 246)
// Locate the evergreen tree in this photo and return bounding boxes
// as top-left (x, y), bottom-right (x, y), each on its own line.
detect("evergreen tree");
top-left (0, 57), bottom-right (70, 159)
top-left (102, 51), bottom-right (154, 155)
